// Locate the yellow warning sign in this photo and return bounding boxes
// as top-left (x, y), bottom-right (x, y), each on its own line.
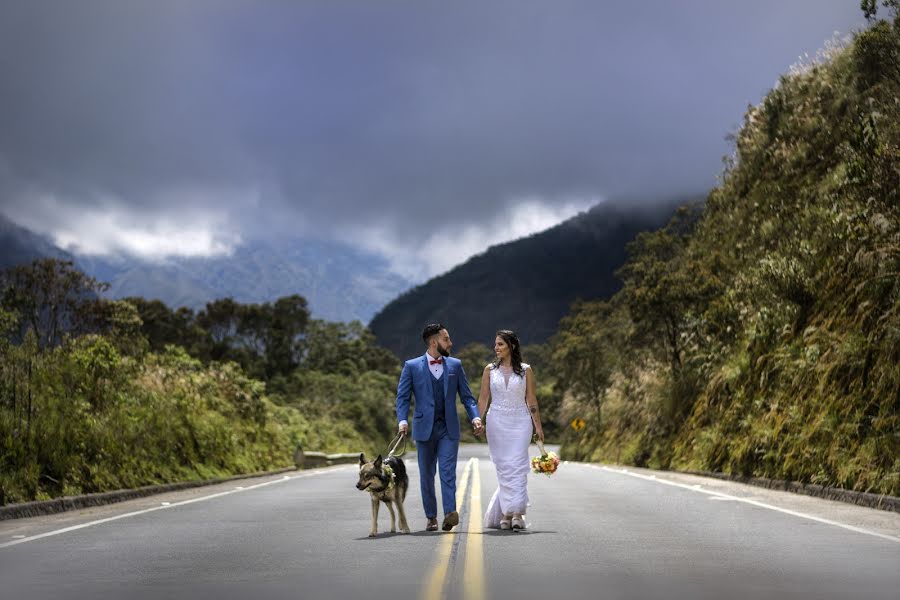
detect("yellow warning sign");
top-left (570, 418), bottom-right (586, 432)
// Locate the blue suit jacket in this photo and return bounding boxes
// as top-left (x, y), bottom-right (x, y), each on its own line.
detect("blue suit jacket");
top-left (396, 354), bottom-right (480, 442)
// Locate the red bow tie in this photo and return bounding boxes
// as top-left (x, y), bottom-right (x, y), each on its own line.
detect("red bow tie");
top-left (429, 358), bottom-right (443, 365)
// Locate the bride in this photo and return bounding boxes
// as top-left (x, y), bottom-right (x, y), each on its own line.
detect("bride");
top-left (477, 329), bottom-right (544, 531)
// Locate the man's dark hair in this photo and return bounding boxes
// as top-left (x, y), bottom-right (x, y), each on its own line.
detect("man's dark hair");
top-left (422, 323), bottom-right (445, 345)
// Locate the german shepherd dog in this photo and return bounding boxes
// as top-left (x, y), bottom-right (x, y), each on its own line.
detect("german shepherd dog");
top-left (356, 453), bottom-right (411, 537)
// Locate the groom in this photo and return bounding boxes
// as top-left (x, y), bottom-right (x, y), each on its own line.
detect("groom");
top-left (396, 323), bottom-right (483, 531)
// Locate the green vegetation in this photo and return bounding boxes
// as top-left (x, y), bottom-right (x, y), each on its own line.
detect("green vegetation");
top-left (550, 11), bottom-right (900, 495)
top-left (0, 259), bottom-right (400, 505)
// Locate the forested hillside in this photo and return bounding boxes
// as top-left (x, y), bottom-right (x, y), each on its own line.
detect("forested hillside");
top-left (550, 11), bottom-right (900, 495)
top-left (370, 198), bottom-right (686, 359)
top-left (0, 259), bottom-right (400, 505)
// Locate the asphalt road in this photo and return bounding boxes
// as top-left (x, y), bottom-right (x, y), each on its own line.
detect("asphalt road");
top-left (2, 444), bottom-right (898, 600)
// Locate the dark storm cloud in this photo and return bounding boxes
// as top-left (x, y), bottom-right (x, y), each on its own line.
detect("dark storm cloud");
top-left (0, 1), bottom-right (864, 274)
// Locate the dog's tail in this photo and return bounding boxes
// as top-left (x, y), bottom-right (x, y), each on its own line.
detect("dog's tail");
top-left (385, 455), bottom-right (408, 501)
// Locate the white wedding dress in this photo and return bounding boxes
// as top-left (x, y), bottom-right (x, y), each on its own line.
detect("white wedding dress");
top-left (483, 363), bottom-right (534, 528)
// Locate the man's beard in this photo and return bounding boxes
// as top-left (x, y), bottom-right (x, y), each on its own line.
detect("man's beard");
top-left (437, 344), bottom-right (451, 357)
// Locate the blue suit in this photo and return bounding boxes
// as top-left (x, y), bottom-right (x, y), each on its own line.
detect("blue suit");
top-left (396, 354), bottom-right (480, 518)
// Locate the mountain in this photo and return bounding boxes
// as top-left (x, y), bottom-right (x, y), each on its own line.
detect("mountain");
top-left (80, 238), bottom-right (413, 322)
top-left (1, 218), bottom-right (411, 323)
top-left (369, 198), bottom-right (690, 359)
top-left (0, 214), bottom-right (75, 268)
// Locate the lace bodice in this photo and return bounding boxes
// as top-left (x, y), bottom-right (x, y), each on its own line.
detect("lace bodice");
top-left (488, 363), bottom-right (530, 416)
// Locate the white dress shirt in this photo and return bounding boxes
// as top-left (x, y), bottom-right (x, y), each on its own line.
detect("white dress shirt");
top-left (426, 352), bottom-right (444, 379)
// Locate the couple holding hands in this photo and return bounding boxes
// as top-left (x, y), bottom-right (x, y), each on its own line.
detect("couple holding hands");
top-left (396, 323), bottom-right (544, 532)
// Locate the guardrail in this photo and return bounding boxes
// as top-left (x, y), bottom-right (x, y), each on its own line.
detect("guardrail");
top-left (294, 449), bottom-right (361, 468)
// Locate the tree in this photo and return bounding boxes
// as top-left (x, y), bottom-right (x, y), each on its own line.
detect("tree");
top-left (1, 259), bottom-right (109, 349)
top-left (300, 320), bottom-right (397, 377)
top-left (125, 298), bottom-right (202, 354)
top-left (194, 295), bottom-right (312, 379)
top-left (617, 227), bottom-right (692, 375)
top-left (862, 0), bottom-right (900, 21)
top-left (616, 205), bottom-right (718, 377)
top-left (194, 297), bottom-right (258, 375)
top-left (263, 295), bottom-right (310, 378)
top-left (455, 343), bottom-right (493, 379)
top-left (91, 300), bottom-right (147, 356)
top-left (551, 300), bottom-right (624, 426)
top-left (197, 298), bottom-right (242, 348)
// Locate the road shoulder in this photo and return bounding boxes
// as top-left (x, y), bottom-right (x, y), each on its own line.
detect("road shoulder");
top-left (590, 463), bottom-right (900, 542)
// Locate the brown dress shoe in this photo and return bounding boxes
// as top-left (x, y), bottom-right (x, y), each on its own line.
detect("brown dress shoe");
top-left (425, 518), bottom-right (438, 531)
top-left (441, 511), bottom-right (459, 531)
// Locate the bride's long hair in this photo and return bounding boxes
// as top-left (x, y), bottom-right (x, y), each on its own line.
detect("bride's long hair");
top-left (492, 329), bottom-right (524, 377)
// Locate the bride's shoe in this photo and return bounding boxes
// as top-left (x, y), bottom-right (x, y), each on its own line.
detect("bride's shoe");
top-left (499, 515), bottom-right (512, 530)
top-left (511, 515), bottom-right (525, 531)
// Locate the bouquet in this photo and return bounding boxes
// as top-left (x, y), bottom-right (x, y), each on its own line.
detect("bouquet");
top-left (530, 439), bottom-right (560, 476)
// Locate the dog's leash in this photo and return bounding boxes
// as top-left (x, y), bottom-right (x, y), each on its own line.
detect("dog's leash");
top-left (387, 432), bottom-right (407, 457)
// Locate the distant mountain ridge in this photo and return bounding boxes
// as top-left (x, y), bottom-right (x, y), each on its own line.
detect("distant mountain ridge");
top-left (369, 198), bottom-right (691, 359)
top-left (0, 215), bottom-right (411, 323)
top-left (0, 214), bottom-right (75, 266)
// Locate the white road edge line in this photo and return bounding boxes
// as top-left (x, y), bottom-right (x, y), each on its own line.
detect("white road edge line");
top-left (0, 466), bottom-right (351, 550)
top-left (588, 464), bottom-right (900, 544)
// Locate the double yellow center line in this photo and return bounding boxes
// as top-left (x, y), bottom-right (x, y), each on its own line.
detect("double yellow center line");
top-left (422, 457), bottom-right (485, 600)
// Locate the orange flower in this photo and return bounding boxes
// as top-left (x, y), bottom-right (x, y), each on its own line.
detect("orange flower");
top-left (531, 451), bottom-right (560, 475)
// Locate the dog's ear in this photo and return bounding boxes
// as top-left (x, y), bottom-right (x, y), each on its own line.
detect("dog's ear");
top-left (359, 453), bottom-right (366, 466)
top-left (374, 454), bottom-right (383, 468)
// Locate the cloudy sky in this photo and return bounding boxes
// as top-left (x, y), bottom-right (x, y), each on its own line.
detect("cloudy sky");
top-left (0, 1), bottom-right (863, 280)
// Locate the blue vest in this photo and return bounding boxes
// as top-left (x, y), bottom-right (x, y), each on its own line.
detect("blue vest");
top-left (431, 370), bottom-right (445, 422)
